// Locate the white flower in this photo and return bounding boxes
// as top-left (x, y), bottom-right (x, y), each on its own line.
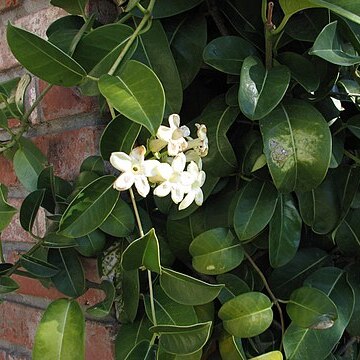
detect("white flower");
top-left (110, 146), bottom-right (159, 197)
top-left (153, 152), bottom-right (193, 204)
top-left (186, 123), bottom-right (208, 157)
top-left (154, 114), bottom-right (190, 156)
top-left (179, 161), bottom-right (206, 210)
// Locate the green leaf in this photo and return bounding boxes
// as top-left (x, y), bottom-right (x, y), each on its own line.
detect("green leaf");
top-left (269, 248), bottom-right (328, 298)
top-left (150, 322), bottom-right (212, 355)
top-left (287, 287), bottom-right (338, 328)
top-left (134, 19), bottom-right (182, 115)
top-left (100, 115), bottom-right (141, 161)
top-left (219, 333), bottom-right (246, 360)
top-left (43, 233), bottom-right (77, 248)
top-left (50, 0), bottom-right (87, 15)
top-left (87, 280), bottom-right (115, 318)
top-left (347, 264), bottom-right (360, 336)
top-left (279, 0), bottom-right (316, 18)
top-left (269, 194), bottom-right (301, 268)
top-left (0, 184), bottom-right (17, 232)
top-left (239, 56), bottom-right (290, 120)
top-left (297, 175), bottom-right (341, 234)
top-left (203, 36), bottom-right (258, 75)
top-left (260, 99), bottom-right (332, 193)
top-left (276, 52), bottom-right (320, 92)
top-left (121, 228), bottom-right (161, 274)
top-left (157, 348), bottom-right (202, 360)
top-left (80, 156), bottom-right (104, 176)
top-left (309, 21), bottom-right (360, 66)
top-left (250, 352), bottom-right (283, 360)
top-left (0, 276), bottom-right (19, 294)
top-left (217, 274), bottom-right (250, 304)
top-left (189, 228), bottom-right (244, 275)
top-left (233, 179), bottom-right (278, 241)
top-left (160, 267), bottom-right (224, 305)
top-left (7, 23), bottom-right (86, 86)
top-left (13, 138), bottom-right (47, 192)
top-left (59, 175), bottom-right (119, 238)
top-left (144, 286), bottom-right (198, 326)
top-left (347, 114), bottom-right (360, 139)
top-left (48, 248), bottom-right (85, 298)
top-left (19, 189), bottom-right (45, 232)
top-left (219, 292), bottom-right (273, 338)
top-left (115, 317), bottom-right (153, 360)
top-left (118, 269), bottom-right (140, 323)
top-left (166, 13), bottom-right (207, 89)
top-left (76, 229), bottom-right (106, 257)
top-left (201, 102), bottom-right (239, 177)
top-left (33, 299), bottom-right (85, 360)
top-left (0, 263), bottom-right (13, 275)
top-left (20, 255), bottom-right (59, 278)
top-left (284, 268), bottom-right (355, 360)
top-left (100, 197), bottom-right (135, 237)
top-left (99, 61), bottom-right (165, 135)
top-left (308, 0), bottom-right (360, 25)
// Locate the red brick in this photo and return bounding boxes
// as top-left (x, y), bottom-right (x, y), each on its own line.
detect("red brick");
top-left (0, 156), bottom-right (17, 187)
top-left (0, 301), bottom-right (116, 359)
top-left (0, 7), bottom-right (66, 71)
top-left (39, 81), bottom-right (97, 121)
top-left (0, 0), bottom-right (21, 13)
top-left (0, 350), bottom-right (5, 360)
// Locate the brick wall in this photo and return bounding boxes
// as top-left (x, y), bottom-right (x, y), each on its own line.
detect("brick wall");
top-left (0, 1), bottom-right (117, 359)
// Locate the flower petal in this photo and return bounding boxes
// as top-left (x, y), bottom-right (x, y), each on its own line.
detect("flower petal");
top-left (167, 141), bottom-right (180, 156)
top-left (169, 114), bottom-right (180, 129)
top-left (155, 162), bottom-right (173, 181)
top-left (110, 152), bottom-right (132, 172)
top-left (130, 145), bottom-right (146, 162)
top-left (179, 191), bottom-right (196, 210)
top-left (154, 181), bottom-right (171, 197)
top-left (180, 171), bottom-right (195, 187)
top-left (195, 189), bottom-right (204, 206)
top-left (113, 172), bottom-right (134, 191)
top-left (134, 175), bottom-right (150, 197)
top-left (187, 161), bottom-right (199, 176)
top-left (172, 152), bottom-right (186, 173)
top-left (143, 160), bottom-right (161, 177)
top-left (180, 125), bottom-right (190, 137)
top-left (198, 170), bottom-right (206, 187)
top-left (171, 184), bottom-right (185, 204)
top-left (157, 125), bottom-right (173, 142)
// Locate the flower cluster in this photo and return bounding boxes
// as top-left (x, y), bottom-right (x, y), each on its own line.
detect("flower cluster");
top-left (110, 114), bottom-right (208, 210)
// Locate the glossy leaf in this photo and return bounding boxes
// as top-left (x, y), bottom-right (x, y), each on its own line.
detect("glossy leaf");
top-left (50, 0), bottom-right (87, 15)
top-left (121, 228), bottom-right (161, 274)
top-left (48, 248), bottom-right (85, 298)
top-left (217, 274), bottom-right (250, 304)
top-left (59, 175), bottom-right (119, 238)
top-left (250, 352), bottom-right (283, 360)
top-left (284, 268), bottom-right (354, 360)
top-left (13, 138), bottom-right (47, 192)
top-left (157, 349), bottom-right (202, 360)
top-left (189, 228), bottom-right (243, 275)
top-left (0, 276), bottom-right (19, 294)
top-left (287, 287), bottom-right (338, 328)
top-left (76, 229), bottom-right (106, 257)
top-left (233, 179), bottom-right (278, 241)
top-left (33, 299), bottom-right (85, 360)
top-left (0, 184), bottom-right (17, 232)
top-left (166, 14), bottom-right (207, 89)
top-left (144, 286), bottom-right (198, 326)
top-left (219, 292), bottom-right (273, 338)
top-left (310, 21), bottom-right (360, 65)
top-left (20, 255), bottom-right (59, 278)
top-left (100, 115), bottom-right (141, 161)
top-left (279, 0), bottom-right (316, 17)
top-left (43, 233), bottom-right (77, 248)
top-left (80, 156), bottom-right (104, 176)
top-left (150, 322), bottom-right (212, 355)
top-left (269, 248), bottom-right (328, 298)
top-left (118, 269), bottom-right (140, 323)
top-left (134, 19), bottom-right (182, 115)
top-left (87, 280), bottom-right (115, 318)
top-left (7, 23), bottom-right (86, 86)
top-left (260, 99), bottom-right (332, 193)
top-left (19, 189), bottom-right (45, 232)
top-left (277, 52), bottom-right (320, 92)
top-left (347, 264), bottom-right (360, 335)
top-left (139, 0), bottom-right (204, 18)
top-left (297, 174), bottom-right (341, 234)
top-left (239, 56), bottom-right (290, 120)
top-left (203, 36), bottom-right (258, 75)
top-left (160, 267), bottom-right (223, 305)
top-left (269, 194), bottom-right (302, 268)
top-left (99, 61), bottom-right (165, 135)
top-left (219, 333), bottom-right (246, 360)
top-left (100, 197), bottom-right (135, 237)
top-left (115, 317), bottom-right (153, 360)
top-left (347, 115), bottom-right (360, 139)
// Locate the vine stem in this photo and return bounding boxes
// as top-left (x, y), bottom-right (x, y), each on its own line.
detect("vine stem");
top-left (108, 0), bottom-right (156, 76)
top-left (344, 150), bottom-right (360, 165)
top-left (265, 1), bottom-right (275, 70)
top-left (0, 235), bottom-right (5, 263)
top-left (244, 250), bottom-right (285, 351)
top-left (129, 187), bottom-right (157, 327)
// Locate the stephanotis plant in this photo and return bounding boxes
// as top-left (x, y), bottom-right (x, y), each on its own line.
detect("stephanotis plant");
top-left (1, 0), bottom-right (360, 359)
